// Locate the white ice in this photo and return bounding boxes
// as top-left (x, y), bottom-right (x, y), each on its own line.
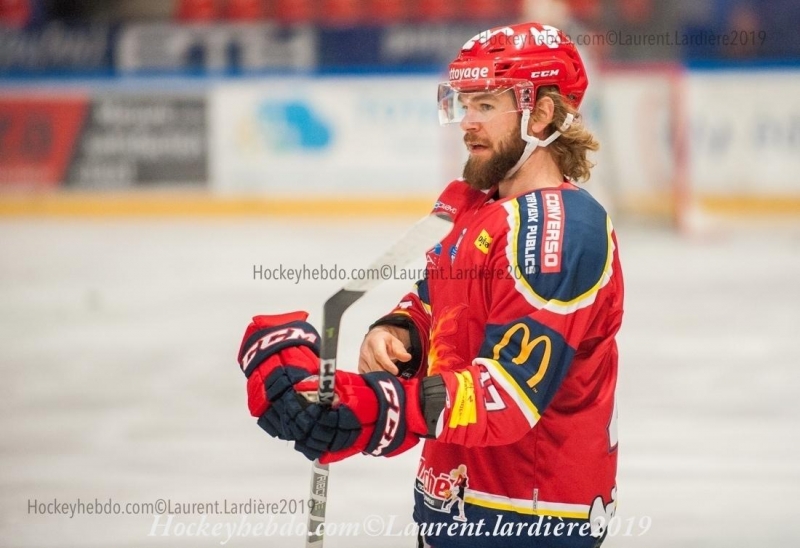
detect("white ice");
top-left (1, 217), bottom-right (798, 547)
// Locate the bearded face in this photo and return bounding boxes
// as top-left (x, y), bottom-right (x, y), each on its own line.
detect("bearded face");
top-left (462, 119), bottom-right (526, 191)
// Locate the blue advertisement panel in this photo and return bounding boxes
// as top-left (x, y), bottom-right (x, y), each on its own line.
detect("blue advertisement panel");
top-left (317, 24), bottom-right (486, 70)
top-left (0, 23), bottom-right (115, 76)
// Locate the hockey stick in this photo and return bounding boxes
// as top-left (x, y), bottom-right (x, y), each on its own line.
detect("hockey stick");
top-left (305, 212), bottom-right (454, 548)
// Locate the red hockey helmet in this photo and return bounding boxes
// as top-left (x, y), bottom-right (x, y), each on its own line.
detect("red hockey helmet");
top-left (438, 22), bottom-right (588, 125)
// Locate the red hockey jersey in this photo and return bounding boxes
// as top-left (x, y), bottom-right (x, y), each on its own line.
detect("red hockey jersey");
top-left (385, 180), bottom-right (623, 548)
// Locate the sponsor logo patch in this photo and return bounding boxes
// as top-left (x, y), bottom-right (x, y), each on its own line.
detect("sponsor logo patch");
top-left (448, 371), bottom-right (477, 428)
top-left (433, 201), bottom-right (458, 216)
top-left (426, 242), bottom-right (443, 267)
top-left (450, 228), bottom-right (467, 262)
top-left (541, 191), bottom-right (564, 274)
top-left (448, 61), bottom-right (493, 81)
top-left (474, 229), bottom-right (492, 254)
top-left (415, 459), bottom-right (470, 521)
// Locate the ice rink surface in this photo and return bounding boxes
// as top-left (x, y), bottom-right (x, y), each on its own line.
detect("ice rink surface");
top-left (1, 217), bottom-right (799, 547)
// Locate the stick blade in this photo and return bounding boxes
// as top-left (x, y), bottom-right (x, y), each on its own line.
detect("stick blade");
top-left (342, 213), bottom-right (453, 293)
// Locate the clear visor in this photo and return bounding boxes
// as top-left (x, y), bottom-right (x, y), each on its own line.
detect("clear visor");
top-left (437, 81), bottom-right (529, 125)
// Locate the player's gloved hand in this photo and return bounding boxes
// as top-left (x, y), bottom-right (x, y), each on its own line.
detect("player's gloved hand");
top-left (267, 370), bottom-right (429, 464)
top-left (237, 311), bottom-right (321, 436)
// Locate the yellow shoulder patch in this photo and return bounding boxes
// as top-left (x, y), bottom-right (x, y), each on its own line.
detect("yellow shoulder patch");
top-left (474, 229), bottom-right (493, 254)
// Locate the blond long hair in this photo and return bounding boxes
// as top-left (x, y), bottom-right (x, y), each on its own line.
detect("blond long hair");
top-left (535, 87), bottom-right (599, 182)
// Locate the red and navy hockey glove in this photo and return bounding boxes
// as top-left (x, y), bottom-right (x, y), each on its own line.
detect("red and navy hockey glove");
top-left (238, 312), bottom-right (444, 464)
top-left (276, 371), bottom-right (430, 464)
top-left (237, 311), bottom-right (321, 439)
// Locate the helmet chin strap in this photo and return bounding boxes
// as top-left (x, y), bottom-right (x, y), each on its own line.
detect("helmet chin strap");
top-left (504, 110), bottom-right (575, 179)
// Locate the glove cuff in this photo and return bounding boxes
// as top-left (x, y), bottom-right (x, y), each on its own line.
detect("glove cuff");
top-left (361, 372), bottom-right (408, 457)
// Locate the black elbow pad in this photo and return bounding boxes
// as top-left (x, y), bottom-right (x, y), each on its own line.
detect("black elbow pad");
top-left (420, 375), bottom-right (447, 438)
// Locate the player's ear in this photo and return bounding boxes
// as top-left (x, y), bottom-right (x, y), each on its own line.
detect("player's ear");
top-left (529, 96), bottom-right (555, 135)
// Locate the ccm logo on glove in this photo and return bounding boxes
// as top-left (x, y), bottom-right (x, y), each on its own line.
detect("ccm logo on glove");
top-left (241, 326), bottom-right (318, 373)
top-left (371, 379), bottom-right (401, 456)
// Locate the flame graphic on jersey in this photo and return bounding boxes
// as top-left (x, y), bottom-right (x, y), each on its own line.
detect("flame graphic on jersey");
top-left (427, 305), bottom-right (466, 375)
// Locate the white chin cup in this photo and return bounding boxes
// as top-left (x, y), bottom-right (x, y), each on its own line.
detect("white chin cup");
top-left (504, 112), bottom-right (575, 179)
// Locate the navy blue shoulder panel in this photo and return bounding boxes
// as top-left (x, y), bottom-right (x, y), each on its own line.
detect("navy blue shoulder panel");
top-left (512, 187), bottom-right (610, 304)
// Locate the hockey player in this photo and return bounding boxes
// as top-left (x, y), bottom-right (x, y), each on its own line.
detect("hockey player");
top-left (238, 22), bottom-right (623, 548)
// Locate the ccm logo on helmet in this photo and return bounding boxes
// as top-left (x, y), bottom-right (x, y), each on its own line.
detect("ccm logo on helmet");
top-left (530, 69), bottom-right (560, 78)
top-left (449, 66), bottom-right (490, 81)
top-left (241, 327), bottom-right (317, 371)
